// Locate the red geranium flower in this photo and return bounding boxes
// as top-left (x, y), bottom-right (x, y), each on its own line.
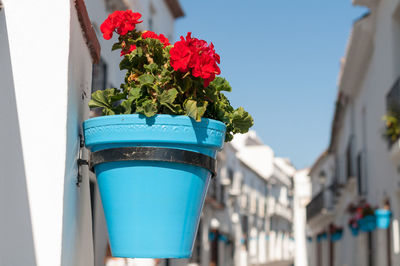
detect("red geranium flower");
top-left (170, 32), bottom-right (221, 87)
top-left (170, 40), bottom-right (192, 72)
top-left (100, 10), bottom-right (142, 40)
top-left (142, 31), bottom-right (171, 48)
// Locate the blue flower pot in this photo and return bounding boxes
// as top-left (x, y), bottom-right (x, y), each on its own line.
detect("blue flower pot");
top-left (218, 234), bottom-right (228, 243)
top-left (359, 215), bottom-right (376, 232)
top-left (317, 233), bottom-right (327, 243)
top-left (209, 232), bottom-right (216, 241)
top-left (375, 209), bottom-right (391, 229)
top-left (330, 231), bottom-right (343, 242)
top-left (83, 115), bottom-right (226, 258)
top-left (349, 226), bottom-right (359, 236)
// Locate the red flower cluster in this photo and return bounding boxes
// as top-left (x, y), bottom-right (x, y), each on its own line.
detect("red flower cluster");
top-left (100, 10), bottom-right (142, 40)
top-left (142, 31), bottom-right (170, 48)
top-left (170, 33), bottom-right (221, 87)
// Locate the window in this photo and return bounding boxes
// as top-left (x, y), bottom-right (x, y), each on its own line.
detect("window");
top-left (148, 3), bottom-right (156, 31)
top-left (386, 78), bottom-right (400, 114)
top-left (219, 181), bottom-right (225, 206)
top-left (241, 215), bottom-right (249, 249)
top-left (208, 178), bottom-right (217, 200)
top-left (346, 135), bottom-right (356, 180)
top-left (91, 58), bottom-right (108, 117)
top-left (228, 168), bottom-right (234, 186)
top-left (91, 58), bottom-right (107, 93)
top-left (357, 151), bottom-right (367, 195)
top-left (104, 0), bottom-right (127, 12)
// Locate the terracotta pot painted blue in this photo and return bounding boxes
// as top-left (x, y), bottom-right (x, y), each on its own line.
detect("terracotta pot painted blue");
top-left (349, 226), bottom-right (359, 236)
top-left (83, 114), bottom-right (226, 258)
top-left (359, 215), bottom-right (376, 232)
top-left (330, 231), bottom-right (343, 242)
top-left (375, 209), bottom-right (391, 229)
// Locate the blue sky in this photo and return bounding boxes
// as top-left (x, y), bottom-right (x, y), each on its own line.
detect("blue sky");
top-left (175, 0), bottom-right (367, 169)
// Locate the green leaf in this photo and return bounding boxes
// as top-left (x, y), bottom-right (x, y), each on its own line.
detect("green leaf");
top-left (232, 107), bottom-right (254, 133)
top-left (103, 108), bottom-right (115, 115)
top-left (129, 86), bottom-right (142, 100)
top-left (119, 57), bottom-right (130, 70)
top-left (89, 89), bottom-right (118, 109)
top-left (136, 99), bottom-right (157, 117)
top-left (89, 93), bottom-right (110, 109)
top-left (209, 77), bottom-right (232, 92)
top-left (158, 88), bottom-right (178, 105)
top-left (131, 46), bottom-right (143, 57)
top-left (183, 77), bottom-right (193, 92)
top-left (110, 92), bottom-right (126, 102)
top-left (144, 63), bottom-right (158, 74)
top-left (121, 98), bottom-right (134, 114)
top-left (112, 43), bottom-right (122, 51)
top-left (158, 89), bottom-right (179, 113)
top-left (138, 74), bottom-right (155, 85)
top-left (184, 100), bottom-right (208, 121)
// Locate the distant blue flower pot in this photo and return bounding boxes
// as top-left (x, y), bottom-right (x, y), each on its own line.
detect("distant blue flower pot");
top-left (359, 215), bottom-right (376, 232)
top-left (375, 209), bottom-right (391, 229)
top-left (349, 226), bottom-right (359, 236)
top-left (330, 231), bottom-right (343, 242)
top-left (317, 233), bottom-right (327, 242)
top-left (84, 115), bottom-right (226, 258)
top-left (307, 236), bottom-right (312, 243)
top-left (209, 232), bottom-right (216, 241)
top-left (218, 234), bottom-right (228, 243)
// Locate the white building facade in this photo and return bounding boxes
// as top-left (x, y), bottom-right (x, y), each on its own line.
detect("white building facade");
top-left (307, 0), bottom-right (400, 265)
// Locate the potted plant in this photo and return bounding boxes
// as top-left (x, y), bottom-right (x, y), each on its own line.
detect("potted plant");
top-left (357, 203), bottom-right (376, 232)
top-left (383, 110), bottom-right (400, 146)
top-left (329, 224), bottom-right (343, 242)
top-left (83, 10), bottom-right (253, 258)
top-left (348, 217), bottom-right (359, 236)
top-left (375, 200), bottom-right (392, 229)
top-left (317, 232), bottom-right (327, 243)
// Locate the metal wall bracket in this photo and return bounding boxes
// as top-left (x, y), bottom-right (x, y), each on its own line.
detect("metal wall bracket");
top-left (77, 133), bottom-right (89, 187)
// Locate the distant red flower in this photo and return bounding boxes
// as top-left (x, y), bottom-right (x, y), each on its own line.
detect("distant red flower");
top-left (100, 10), bottom-right (142, 40)
top-left (142, 31), bottom-right (171, 47)
top-left (170, 32), bottom-right (221, 87)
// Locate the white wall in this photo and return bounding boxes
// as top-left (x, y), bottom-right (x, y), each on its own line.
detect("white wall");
top-left (307, 1), bottom-right (400, 266)
top-left (293, 169), bottom-right (311, 266)
top-left (1, 0), bottom-right (94, 265)
top-left (0, 7), bottom-right (36, 265)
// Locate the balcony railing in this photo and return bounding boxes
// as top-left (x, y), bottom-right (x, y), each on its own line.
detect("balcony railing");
top-left (267, 197), bottom-right (292, 221)
top-left (306, 189), bottom-right (333, 222)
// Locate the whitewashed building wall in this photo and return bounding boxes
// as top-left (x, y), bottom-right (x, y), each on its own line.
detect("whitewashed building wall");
top-left (307, 0), bottom-right (400, 266)
top-left (0, 0), bottom-right (96, 265)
